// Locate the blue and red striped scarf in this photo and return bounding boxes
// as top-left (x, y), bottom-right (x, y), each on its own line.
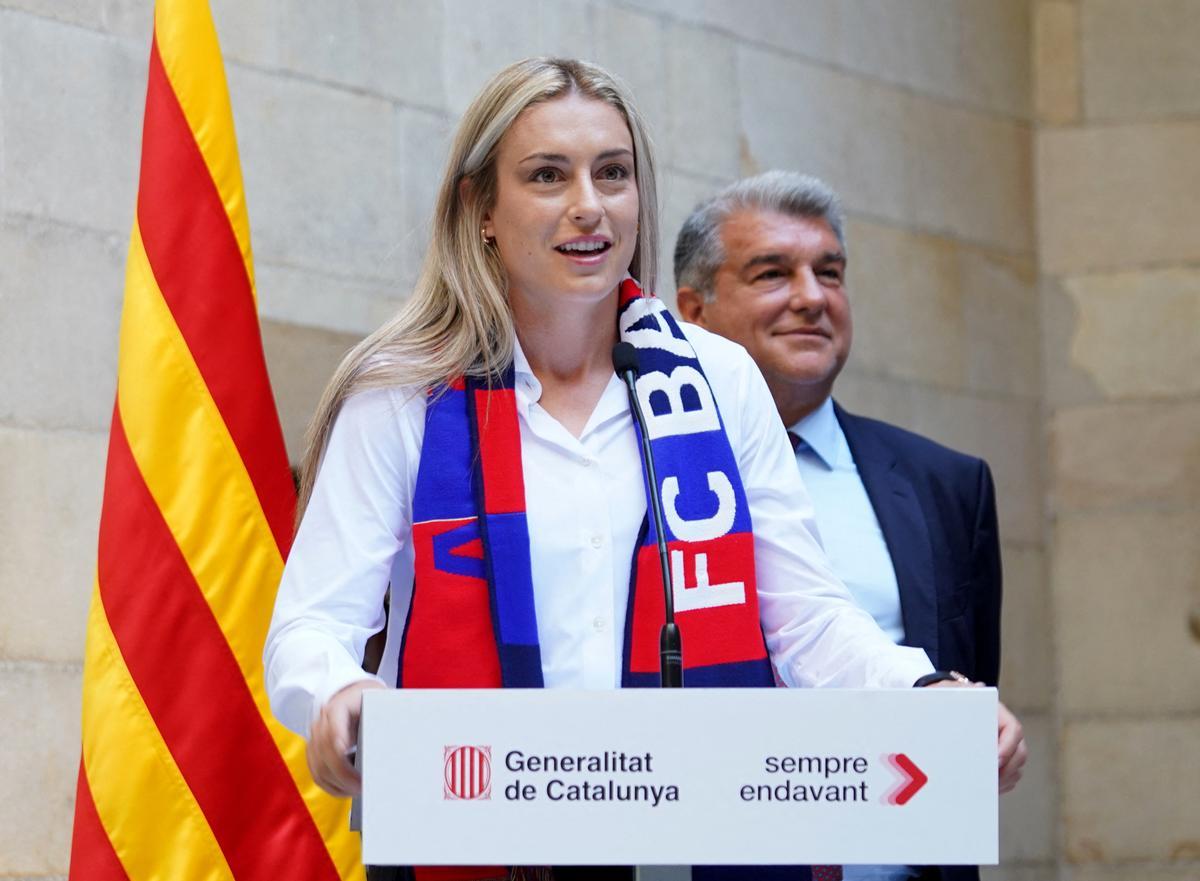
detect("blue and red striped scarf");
top-left (396, 281), bottom-right (799, 881)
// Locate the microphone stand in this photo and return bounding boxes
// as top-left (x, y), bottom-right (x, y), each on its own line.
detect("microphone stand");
top-left (612, 343), bottom-right (682, 688)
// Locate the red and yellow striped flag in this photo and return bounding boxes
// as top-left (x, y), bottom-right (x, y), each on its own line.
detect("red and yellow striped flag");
top-left (69, 3), bottom-right (365, 879)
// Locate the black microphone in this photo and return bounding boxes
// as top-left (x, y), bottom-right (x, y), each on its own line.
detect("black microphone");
top-left (612, 341), bottom-right (682, 688)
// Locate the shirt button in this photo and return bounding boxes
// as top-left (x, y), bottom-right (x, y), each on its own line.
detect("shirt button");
top-left (590, 534), bottom-right (603, 548)
top-left (593, 617), bottom-right (607, 632)
top-left (580, 457), bottom-right (593, 467)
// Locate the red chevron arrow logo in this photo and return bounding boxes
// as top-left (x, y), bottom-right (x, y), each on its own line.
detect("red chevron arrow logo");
top-left (884, 753), bottom-right (928, 805)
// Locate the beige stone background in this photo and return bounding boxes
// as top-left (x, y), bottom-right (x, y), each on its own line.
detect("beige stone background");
top-left (1, 0), bottom-right (1197, 879)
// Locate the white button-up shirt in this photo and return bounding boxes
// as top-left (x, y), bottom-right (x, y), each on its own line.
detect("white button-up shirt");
top-left (264, 324), bottom-right (933, 736)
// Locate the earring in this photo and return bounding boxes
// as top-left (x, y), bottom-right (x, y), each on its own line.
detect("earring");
top-left (481, 226), bottom-right (493, 246)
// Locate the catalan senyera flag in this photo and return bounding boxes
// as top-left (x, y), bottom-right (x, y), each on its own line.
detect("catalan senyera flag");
top-left (69, 3), bottom-right (365, 880)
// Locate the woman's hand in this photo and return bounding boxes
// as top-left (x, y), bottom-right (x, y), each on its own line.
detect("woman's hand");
top-left (307, 679), bottom-right (387, 797)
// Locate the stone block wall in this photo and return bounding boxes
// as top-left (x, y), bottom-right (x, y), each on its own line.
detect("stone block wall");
top-left (6, 1), bottom-right (1151, 878)
top-left (1035, 2), bottom-right (1200, 879)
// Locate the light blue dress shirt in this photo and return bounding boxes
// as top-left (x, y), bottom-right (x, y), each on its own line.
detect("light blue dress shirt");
top-left (790, 398), bottom-right (906, 644)
top-left (790, 398), bottom-right (918, 881)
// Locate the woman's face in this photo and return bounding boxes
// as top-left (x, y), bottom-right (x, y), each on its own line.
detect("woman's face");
top-left (483, 92), bottom-right (639, 312)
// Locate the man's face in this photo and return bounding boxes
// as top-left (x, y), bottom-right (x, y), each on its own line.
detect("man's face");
top-left (682, 209), bottom-right (851, 401)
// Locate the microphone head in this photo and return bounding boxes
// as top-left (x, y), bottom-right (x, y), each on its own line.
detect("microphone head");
top-left (611, 341), bottom-right (641, 377)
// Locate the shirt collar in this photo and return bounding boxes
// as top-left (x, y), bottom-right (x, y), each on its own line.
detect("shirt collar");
top-left (509, 334), bottom-right (629, 437)
top-left (511, 337), bottom-right (542, 407)
top-left (788, 396), bottom-right (839, 470)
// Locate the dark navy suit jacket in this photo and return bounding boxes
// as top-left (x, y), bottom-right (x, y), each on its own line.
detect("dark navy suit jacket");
top-left (835, 402), bottom-right (1003, 881)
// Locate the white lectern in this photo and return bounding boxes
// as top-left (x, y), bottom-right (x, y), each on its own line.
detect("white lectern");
top-left (359, 688), bottom-right (997, 867)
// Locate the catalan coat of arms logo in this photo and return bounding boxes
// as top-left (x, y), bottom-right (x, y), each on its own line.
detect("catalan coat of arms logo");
top-left (444, 745), bottom-right (492, 800)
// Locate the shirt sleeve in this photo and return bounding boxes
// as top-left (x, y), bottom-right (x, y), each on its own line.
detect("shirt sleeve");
top-left (731, 356), bottom-right (936, 689)
top-left (263, 386), bottom-right (424, 737)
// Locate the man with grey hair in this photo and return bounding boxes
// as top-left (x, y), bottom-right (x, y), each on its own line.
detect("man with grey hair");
top-left (676, 171), bottom-right (1007, 881)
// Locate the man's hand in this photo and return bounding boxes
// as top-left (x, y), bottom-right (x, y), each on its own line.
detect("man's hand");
top-left (927, 679), bottom-right (1026, 793)
top-left (307, 679), bottom-right (387, 798)
top-left (997, 700), bottom-right (1027, 793)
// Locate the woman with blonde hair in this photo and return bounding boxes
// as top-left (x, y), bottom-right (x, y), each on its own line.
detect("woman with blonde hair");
top-left (265, 57), bottom-right (998, 881)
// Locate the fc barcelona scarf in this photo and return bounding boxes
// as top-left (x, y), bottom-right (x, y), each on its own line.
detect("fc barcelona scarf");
top-left (396, 281), bottom-right (798, 881)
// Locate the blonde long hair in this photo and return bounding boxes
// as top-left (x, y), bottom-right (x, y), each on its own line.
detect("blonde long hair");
top-left (295, 58), bottom-right (660, 518)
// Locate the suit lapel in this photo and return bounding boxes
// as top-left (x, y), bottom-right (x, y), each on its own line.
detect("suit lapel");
top-left (834, 402), bottom-right (940, 666)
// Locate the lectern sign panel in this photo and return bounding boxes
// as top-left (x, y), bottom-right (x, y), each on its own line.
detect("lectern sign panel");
top-left (360, 688), bottom-right (997, 866)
